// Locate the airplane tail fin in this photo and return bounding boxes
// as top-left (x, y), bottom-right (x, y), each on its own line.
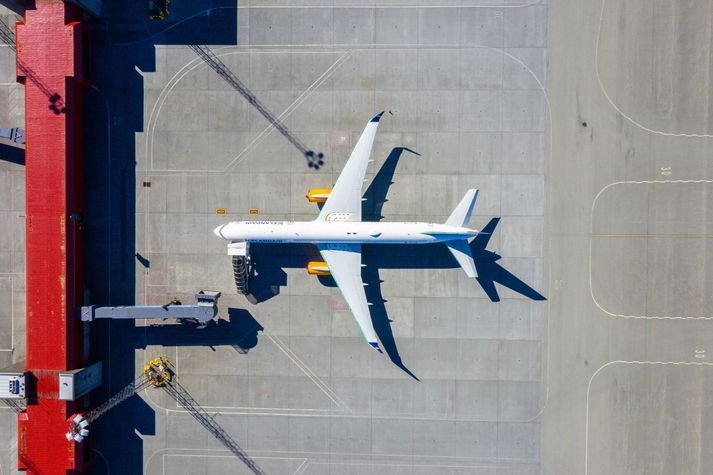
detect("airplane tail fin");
top-left (446, 239), bottom-right (477, 278)
top-left (445, 189), bottom-right (478, 227)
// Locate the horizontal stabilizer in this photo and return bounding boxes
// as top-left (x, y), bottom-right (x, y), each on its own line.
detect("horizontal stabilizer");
top-left (446, 239), bottom-right (477, 278)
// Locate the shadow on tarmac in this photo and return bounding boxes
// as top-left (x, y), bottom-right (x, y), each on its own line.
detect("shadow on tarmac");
top-left (0, 142), bottom-right (24, 165)
top-left (133, 307), bottom-right (264, 353)
top-left (82, 2), bottom-right (237, 474)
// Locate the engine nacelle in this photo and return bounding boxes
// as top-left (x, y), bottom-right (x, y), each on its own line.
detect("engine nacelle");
top-left (306, 188), bottom-right (332, 203)
top-left (307, 261), bottom-right (330, 275)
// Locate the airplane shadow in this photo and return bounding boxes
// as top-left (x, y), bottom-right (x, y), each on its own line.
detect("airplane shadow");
top-left (0, 142), bottom-right (24, 166)
top-left (244, 147), bottom-right (546, 380)
top-left (132, 308), bottom-right (265, 354)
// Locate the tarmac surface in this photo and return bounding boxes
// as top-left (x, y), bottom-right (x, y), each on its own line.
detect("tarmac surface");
top-left (128, 2), bottom-right (547, 474)
top-left (2, 0), bottom-right (707, 474)
top-left (543, 0), bottom-right (713, 474)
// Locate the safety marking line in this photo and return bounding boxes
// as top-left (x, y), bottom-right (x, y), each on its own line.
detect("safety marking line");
top-left (162, 338), bottom-right (349, 415)
top-left (0, 276), bottom-right (14, 352)
top-left (146, 49), bottom-right (350, 174)
top-left (595, 0), bottom-right (713, 138)
top-left (585, 360), bottom-right (713, 475)
top-left (267, 334), bottom-right (352, 413)
top-left (589, 179), bottom-right (713, 320)
top-left (592, 233), bottom-right (713, 239)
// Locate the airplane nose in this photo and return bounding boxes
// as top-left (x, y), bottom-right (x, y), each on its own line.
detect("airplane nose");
top-left (213, 224), bottom-right (226, 239)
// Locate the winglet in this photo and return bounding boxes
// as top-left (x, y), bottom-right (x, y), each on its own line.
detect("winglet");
top-left (369, 341), bottom-right (383, 353)
top-left (370, 111), bottom-right (385, 123)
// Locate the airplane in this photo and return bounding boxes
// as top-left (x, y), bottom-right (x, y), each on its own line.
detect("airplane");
top-left (214, 112), bottom-right (486, 353)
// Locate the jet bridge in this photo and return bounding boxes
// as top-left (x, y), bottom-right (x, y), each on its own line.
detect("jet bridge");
top-left (80, 290), bottom-right (221, 325)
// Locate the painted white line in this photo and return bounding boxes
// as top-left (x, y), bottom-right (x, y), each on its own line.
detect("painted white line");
top-left (145, 445), bottom-right (534, 468)
top-left (243, 1), bottom-right (543, 8)
top-left (144, 44), bottom-right (547, 175)
top-left (160, 338), bottom-right (346, 415)
top-left (91, 449), bottom-right (111, 475)
top-left (146, 49), bottom-right (350, 174)
top-left (0, 276), bottom-right (14, 352)
top-left (584, 360), bottom-right (713, 475)
top-left (137, 400), bottom-right (539, 422)
top-left (218, 51), bottom-right (353, 175)
top-left (497, 46), bottom-right (553, 423)
top-left (267, 334), bottom-right (351, 413)
top-left (589, 179), bottom-right (713, 320)
top-left (144, 447), bottom-right (306, 475)
top-left (595, 0), bottom-right (713, 138)
top-left (292, 458), bottom-right (308, 475)
top-left (304, 460), bottom-right (521, 469)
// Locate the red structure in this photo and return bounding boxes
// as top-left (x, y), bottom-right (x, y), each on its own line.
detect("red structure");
top-left (15, 1), bottom-right (90, 472)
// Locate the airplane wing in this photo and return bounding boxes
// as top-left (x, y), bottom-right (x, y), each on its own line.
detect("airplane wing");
top-left (318, 243), bottom-right (382, 353)
top-left (317, 112), bottom-right (384, 222)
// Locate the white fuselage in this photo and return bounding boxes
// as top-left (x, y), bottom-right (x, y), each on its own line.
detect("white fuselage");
top-left (214, 221), bottom-right (478, 244)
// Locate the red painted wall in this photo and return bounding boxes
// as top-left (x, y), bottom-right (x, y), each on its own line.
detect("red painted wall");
top-left (16, 1), bottom-right (88, 472)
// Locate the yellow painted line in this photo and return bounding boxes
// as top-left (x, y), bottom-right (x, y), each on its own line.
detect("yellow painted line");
top-left (592, 233), bottom-right (713, 239)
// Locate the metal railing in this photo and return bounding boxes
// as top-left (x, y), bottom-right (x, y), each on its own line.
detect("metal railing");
top-left (165, 378), bottom-right (266, 475)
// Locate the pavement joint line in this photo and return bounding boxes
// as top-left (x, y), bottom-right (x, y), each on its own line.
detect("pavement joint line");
top-left (0, 276), bottom-right (13, 351)
top-left (595, 0), bottom-right (713, 138)
top-left (584, 360), bottom-right (713, 475)
top-left (589, 179), bottom-right (713, 320)
top-left (592, 233), bottom-right (713, 238)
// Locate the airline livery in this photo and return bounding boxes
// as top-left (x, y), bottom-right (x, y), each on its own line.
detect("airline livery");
top-left (214, 112), bottom-right (484, 353)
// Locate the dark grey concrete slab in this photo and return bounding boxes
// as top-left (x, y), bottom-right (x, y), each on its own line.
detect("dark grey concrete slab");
top-left (543, 0), bottom-right (713, 473)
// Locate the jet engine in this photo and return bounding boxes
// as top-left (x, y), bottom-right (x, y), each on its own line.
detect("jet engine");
top-left (306, 188), bottom-right (331, 203)
top-left (307, 261), bottom-right (330, 275)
